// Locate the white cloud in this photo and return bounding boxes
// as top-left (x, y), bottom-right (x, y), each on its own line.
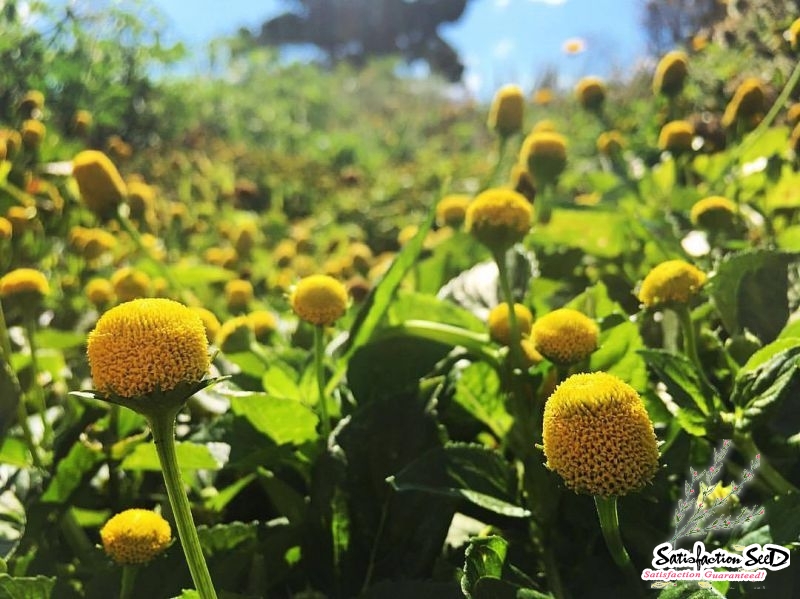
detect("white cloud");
top-left (494, 0), bottom-right (511, 8)
top-left (528, 0), bottom-right (567, 5)
top-left (493, 39), bottom-right (515, 59)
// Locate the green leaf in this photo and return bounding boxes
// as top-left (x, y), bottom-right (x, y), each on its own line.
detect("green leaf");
top-left (0, 358), bottom-right (20, 439)
top-left (34, 329), bottom-right (85, 350)
top-left (591, 316), bottom-right (648, 392)
top-left (388, 444), bottom-right (529, 518)
top-left (40, 442), bottom-right (104, 504)
top-left (731, 342), bottom-right (800, 422)
top-left (120, 441), bottom-right (227, 471)
top-left (361, 580), bottom-right (463, 599)
top-left (656, 580), bottom-right (725, 598)
top-left (741, 126), bottom-right (790, 163)
top-left (708, 250), bottom-right (795, 343)
top-left (532, 209), bottom-right (628, 258)
top-left (453, 362), bottom-right (512, 439)
top-left (170, 263), bottom-right (234, 286)
top-left (0, 439), bottom-right (29, 469)
top-left (0, 575), bottom-right (55, 599)
top-left (229, 392), bottom-right (318, 445)
top-left (461, 535), bottom-right (508, 599)
top-left (767, 491), bottom-right (800, 545)
top-left (387, 291), bottom-right (485, 332)
top-left (639, 349), bottom-right (718, 417)
top-left (261, 362), bottom-right (301, 401)
top-left (474, 578), bottom-right (554, 599)
top-left (0, 491), bottom-right (24, 560)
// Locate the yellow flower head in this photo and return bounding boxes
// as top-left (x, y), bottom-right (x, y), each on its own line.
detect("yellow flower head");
top-left (204, 246), bottom-right (238, 270)
top-left (575, 77), bottom-right (606, 111)
top-left (597, 130), bottom-right (625, 156)
top-left (111, 267), bottom-right (151, 303)
top-left (520, 337), bottom-right (544, 368)
top-left (290, 275), bottom-right (349, 326)
top-left (488, 303), bottom-right (533, 346)
top-left (787, 18), bottom-right (800, 52)
top-left (19, 90), bottom-right (44, 115)
top-left (127, 180), bottom-right (156, 218)
top-left (531, 308), bottom-right (599, 365)
top-left (658, 120), bottom-right (694, 154)
top-left (436, 194), bottom-right (471, 228)
top-left (72, 150), bottom-right (127, 219)
top-left (21, 120), bottom-right (45, 149)
top-left (100, 509), bottom-right (172, 565)
top-left (397, 224), bottom-right (419, 246)
top-left (87, 298), bottom-right (210, 399)
top-left (81, 229), bottom-right (117, 261)
top-left (521, 131), bottom-right (567, 187)
top-left (465, 188), bottom-right (533, 253)
top-left (6, 206), bottom-right (37, 235)
top-left (510, 163), bottom-right (536, 204)
top-left (531, 119), bottom-right (557, 134)
top-left (234, 221), bottom-right (258, 256)
top-left (543, 372), bottom-right (659, 497)
top-left (721, 78), bottom-right (766, 130)
top-left (347, 242), bottom-right (373, 274)
top-left (488, 84), bottom-right (525, 137)
top-left (72, 110), bottom-right (93, 136)
top-left (787, 103), bottom-right (800, 128)
top-left (1, 129), bottom-right (21, 156)
top-left (532, 88), bottom-right (554, 106)
top-left (189, 306), bottom-right (221, 344)
top-left (638, 260), bottom-right (707, 308)
top-left (274, 239), bottom-right (297, 268)
top-left (653, 51), bottom-right (689, 97)
top-left (216, 315), bottom-right (254, 353)
top-left (85, 278), bottom-right (115, 308)
top-left (248, 309), bottom-right (278, 343)
top-left (225, 278), bottom-right (254, 312)
top-left (0, 268), bottom-right (49, 299)
top-left (690, 195), bottom-right (738, 231)
top-left (0, 217), bottom-right (11, 241)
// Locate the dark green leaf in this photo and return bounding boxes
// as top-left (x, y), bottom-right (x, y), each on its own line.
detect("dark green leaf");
top-left (592, 317), bottom-right (648, 392)
top-left (0, 491), bottom-right (24, 560)
top-left (360, 580), bottom-right (463, 599)
top-left (461, 535), bottom-right (508, 599)
top-left (120, 441), bottom-right (227, 471)
top-left (639, 349), bottom-right (718, 417)
top-left (0, 575), bottom-right (55, 599)
top-left (767, 492), bottom-right (800, 545)
top-left (34, 329), bottom-right (85, 350)
top-left (387, 291), bottom-right (485, 332)
top-left (40, 442), bottom-right (104, 504)
top-left (389, 444), bottom-right (529, 518)
top-left (229, 392), bottom-right (318, 445)
top-left (656, 581), bottom-right (725, 598)
top-left (708, 250), bottom-right (795, 343)
top-left (0, 358), bottom-right (20, 439)
top-left (730, 342), bottom-right (800, 423)
top-left (453, 362), bottom-right (512, 439)
top-left (474, 578), bottom-right (553, 599)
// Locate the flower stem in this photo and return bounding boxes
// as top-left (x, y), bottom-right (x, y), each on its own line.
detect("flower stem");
top-left (314, 325), bottom-right (331, 442)
top-left (734, 433), bottom-right (799, 495)
top-left (23, 313), bottom-right (52, 448)
top-left (149, 413), bottom-right (218, 599)
top-left (594, 495), bottom-right (643, 597)
top-left (494, 249), bottom-right (524, 372)
top-left (386, 320), bottom-right (499, 368)
top-left (120, 565), bottom-right (138, 599)
top-left (483, 135), bottom-right (509, 189)
top-left (674, 304), bottom-right (713, 414)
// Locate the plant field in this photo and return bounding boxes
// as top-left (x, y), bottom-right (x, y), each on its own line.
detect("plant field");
top-left (0, 3), bottom-right (799, 598)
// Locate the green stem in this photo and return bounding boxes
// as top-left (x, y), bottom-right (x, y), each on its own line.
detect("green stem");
top-left (120, 565), bottom-right (138, 599)
top-left (314, 325), bottom-right (331, 442)
top-left (483, 135), bottom-right (509, 190)
top-left (494, 249), bottom-right (524, 372)
top-left (594, 495), bottom-right (643, 597)
top-left (674, 304), bottom-right (713, 414)
top-left (386, 320), bottom-right (499, 368)
top-left (60, 508), bottom-right (94, 560)
top-left (733, 433), bottom-right (799, 496)
top-left (149, 413), bottom-right (218, 599)
top-left (24, 314), bottom-right (52, 448)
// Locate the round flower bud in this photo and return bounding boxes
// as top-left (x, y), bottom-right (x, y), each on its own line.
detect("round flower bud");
top-left (436, 194), bottom-right (471, 228)
top-left (85, 278), bottom-right (115, 309)
top-left (215, 315), bottom-right (254, 353)
top-left (72, 110), bottom-right (92, 136)
top-left (18, 91), bottom-right (44, 116)
top-left (532, 88), bottom-right (554, 106)
top-left (531, 308), bottom-right (599, 365)
top-left (520, 337), bottom-right (544, 368)
top-left (234, 221), bottom-right (258, 257)
top-left (788, 103), bottom-right (800, 128)
top-left (290, 274), bottom-right (349, 326)
top-left (72, 150), bottom-right (127, 220)
top-left (100, 509), bottom-right (172, 565)
top-left (653, 51), bottom-right (689, 97)
top-left (690, 196), bottom-right (738, 231)
top-left (575, 77), bottom-right (606, 111)
top-left (657, 120), bottom-right (694, 154)
top-left (487, 303), bottom-right (533, 346)
top-left (21, 120), bottom-right (45, 150)
top-left (637, 260), bottom-right (707, 309)
top-left (111, 267), bottom-right (151, 303)
top-left (225, 279), bottom-right (254, 313)
top-left (127, 179), bottom-right (156, 220)
top-left (81, 229), bottom-right (117, 261)
top-left (0, 268), bottom-right (49, 299)
top-left (274, 240), bottom-right (297, 268)
top-left (521, 131), bottom-right (567, 187)
top-left (465, 188), bottom-right (533, 254)
top-left (721, 78), bottom-right (766, 130)
top-left (597, 130), bottom-right (625, 156)
top-left (543, 372), bottom-right (659, 497)
top-left (347, 242), bottom-right (373, 274)
top-left (787, 18), bottom-right (800, 52)
top-left (248, 310), bottom-right (278, 343)
top-left (487, 84), bottom-right (525, 138)
top-left (1, 129), bottom-right (21, 157)
top-left (87, 298), bottom-right (210, 399)
top-left (189, 306), bottom-right (221, 344)
top-left (0, 217), bottom-right (12, 241)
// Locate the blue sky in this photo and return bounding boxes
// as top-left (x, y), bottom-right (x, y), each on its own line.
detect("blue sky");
top-left (152, 0), bottom-right (649, 97)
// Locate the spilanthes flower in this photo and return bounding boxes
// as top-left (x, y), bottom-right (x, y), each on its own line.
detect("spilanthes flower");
top-left (0, 268), bottom-right (49, 299)
top-left (85, 278), bottom-right (115, 308)
top-left (0, 217), bottom-right (12, 241)
top-left (638, 260), bottom-right (707, 309)
top-left (21, 120), bottom-right (45, 149)
top-left (72, 110), bottom-right (92, 136)
top-left (234, 221), bottom-right (258, 256)
top-left (86, 298), bottom-right (209, 399)
top-left (575, 77), bottom-right (606, 111)
top-left (520, 337), bottom-right (544, 367)
top-left (347, 242), bottom-right (373, 273)
top-left (436, 194), bottom-right (471, 227)
top-left (225, 279), bottom-right (254, 313)
top-left (81, 229), bottom-right (117, 261)
top-left (19, 90), bottom-right (44, 116)
top-left (532, 88), bottom-right (554, 106)
top-left (111, 267), bottom-right (151, 303)
top-left (657, 120), bottom-right (694, 154)
top-left (520, 131), bottom-right (567, 187)
top-left (531, 119), bottom-right (557, 134)
top-left (510, 163), bottom-right (536, 204)
top-left (204, 246), bottom-right (238, 270)
top-left (721, 78), bottom-right (766, 130)
top-left (248, 310), bottom-right (278, 343)
top-left (6, 206), bottom-right (37, 235)
top-left (488, 84), bottom-right (525, 138)
top-left (465, 188), bottom-right (533, 254)
top-left (597, 130), bottom-right (625, 156)
top-left (189, 306), bottom-right (221, 344)
top-left (1, 129), bottom-right (21, 156)
top-left (274, 240), bottom-right (297, 268)
top-left (690, 196), bottom-right (738, 231)
top-left (788, 103), bottom-right (800, 128)
top-left (100, 509), bottom-right (172, 565)
top-left (215, 315), bottom-right (254, 353)
top-left (72, 150), bottom-right (127, 219)
top-left (787, 18), bottom-right (800, 52)
top-left (543, 372), bottom-right (659, 497)
top-left (488, 303), bottom-right (533, 346)
top-left (531, 308), bottom-right (599, 365)
top-left (397, 224), bottom-right (419, 246)
top-left (290, 275), bottom-right (348, 326)
top-left (562, 37), bottom-right (586, 55)
top-left (653, 51), bottom-right (689, 97)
